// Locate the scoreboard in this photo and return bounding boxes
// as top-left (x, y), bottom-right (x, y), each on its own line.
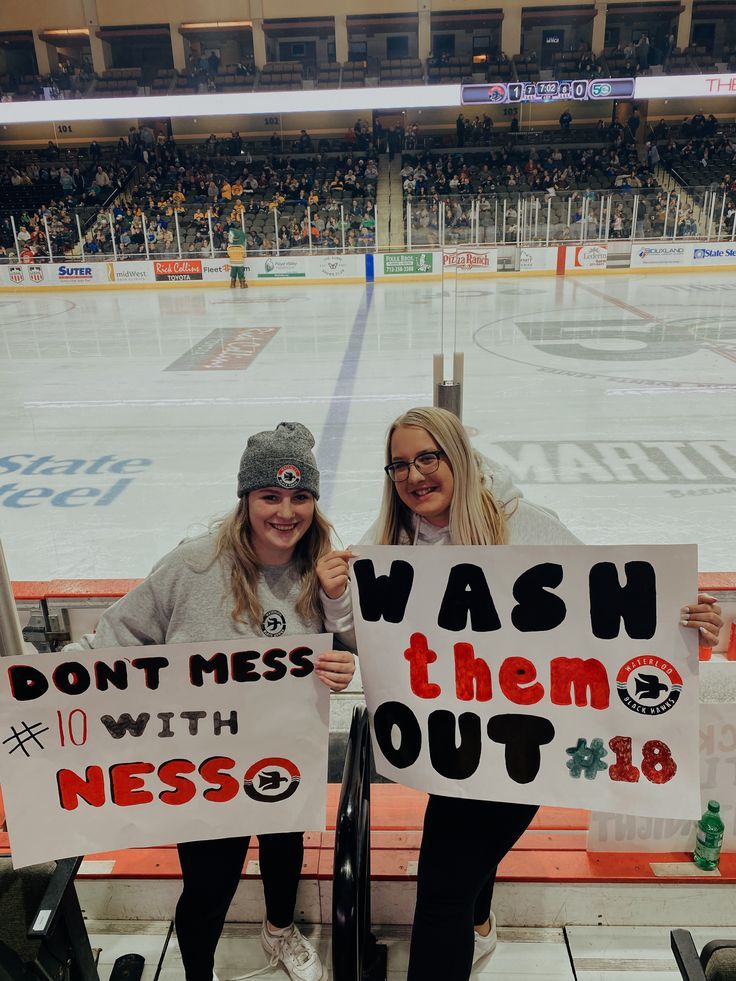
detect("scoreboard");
top-left (461, 78), bottom-right (636, 105)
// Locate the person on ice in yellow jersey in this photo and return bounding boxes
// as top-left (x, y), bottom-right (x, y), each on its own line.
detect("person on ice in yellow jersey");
top-left (227, 223), bottom-right (248, 289)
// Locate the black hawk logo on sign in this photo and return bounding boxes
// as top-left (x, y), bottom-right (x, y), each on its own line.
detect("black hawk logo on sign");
top-left (243, 757), bottom-right (301, 803)
top-left (616, 657), bottom-right (683, 715)
top-left (262, 609), bottom-right (287, 637)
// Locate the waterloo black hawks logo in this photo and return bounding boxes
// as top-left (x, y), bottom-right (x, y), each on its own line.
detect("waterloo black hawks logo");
top-left (616, 655), bottom-right (683, 715)
top-left (262, 609), bottom-right (287, 637)
top-left (276, 464), bottom-right (301, 488)
top-left (243, 757), bottom-right (301, 802)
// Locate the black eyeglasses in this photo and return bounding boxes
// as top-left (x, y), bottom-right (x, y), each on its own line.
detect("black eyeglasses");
top-left (384, 450), bottom-right (445, 483)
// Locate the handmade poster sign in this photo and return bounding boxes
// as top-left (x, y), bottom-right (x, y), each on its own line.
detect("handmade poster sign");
top-left (0, 635), bottom-right (331, 868)
top-left (351, 545), bottom-right (700, 819)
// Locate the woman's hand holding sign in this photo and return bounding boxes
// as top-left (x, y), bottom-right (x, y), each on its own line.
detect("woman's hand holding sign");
top-left (316, 548), bottom-right (356, 599)
top-left (682, 593), bottom-right (722, 648)
top-left (315, 649), bottom-right (355, 691)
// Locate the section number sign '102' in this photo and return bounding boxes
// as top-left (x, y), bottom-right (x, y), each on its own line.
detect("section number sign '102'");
top-left (461, 78), bottom-right (636, 105)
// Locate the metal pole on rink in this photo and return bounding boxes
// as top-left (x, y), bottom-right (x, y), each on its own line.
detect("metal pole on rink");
top-left (672, 197), bottom-right (681, 240)
top-left (274, 208), bottom-right (280, 256)
top-left (502, 198), bottom-right (507, 244)
top-left (407, 200), bottom-right (412, 251)
top-left (494, 196), bottom-right (498, 245)
top-left (207, 209), bottom-right (215, 258)
top-left (374, 204), bottom-right (379, 251)
top-left (546, 197), bottom-right (551, 246)
top-left (10, 215), bottom-right (21, 260)
top-left (307, 205), bottom-right (313, 254)
top-left (663, 195), bottom-right (670, 237)
top-left (174, 208), bottom-right (182, 258)
top-left (44, 215), bottom-right (55, 262)
top-left (707, 193), bottom-right (716, 240)
top-left (605, 196), bottom-right (612, 242)
top-left (142, 213), bottom-right (151, 261)
top-left (630, 194), bottom-right (639, 241)
top-left (75, 213), bottom-right (85, 258)
top-left (717, 193), bottom-right (726, 240)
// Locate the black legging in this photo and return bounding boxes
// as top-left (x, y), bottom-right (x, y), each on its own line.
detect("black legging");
top-left (175, 832), bottom-right (304, 981)
top-left (407, 795), bottom-right (538, 981)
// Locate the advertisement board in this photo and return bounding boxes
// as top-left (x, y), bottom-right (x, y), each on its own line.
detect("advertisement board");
top-left (442, 249), bottom-right (498, 273)
top-left (629, 243), bottom-right (736, 269)
top-left (519, 248), bottom-right (558, 272)
top-left (0, 255), bottom-right (366, 289)
top-left (691, 244), bottom-right (736, 266)
top-left (630, 245), bottom-right (689, 268)
top-left (381, 252), bottom-right (437, 276)
top-left (153, 259), bottom-right (203, 282)
top-left (567, 244), bottom-right (608, 270)
top-left (106, 260), bottom-right (154, 284)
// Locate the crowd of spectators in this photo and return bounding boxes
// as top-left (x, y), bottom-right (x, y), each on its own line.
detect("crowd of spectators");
top-left (3, 114), bottom-right (736, 262)
top-left (0, 151), bottom-right (131, 260)
top-left (1, 130), bottom-right (380, 260)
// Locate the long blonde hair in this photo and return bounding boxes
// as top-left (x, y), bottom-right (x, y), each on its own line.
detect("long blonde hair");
top-left (212, 496), bottom-right (333, 628)
top-left (376, 406), bottom-right (512, 546)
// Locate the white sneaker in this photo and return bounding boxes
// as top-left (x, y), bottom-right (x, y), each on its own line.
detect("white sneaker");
top-left (472, 911), bottom-right (498, 969)
top-left (260, 921), bottom-right (327, 981)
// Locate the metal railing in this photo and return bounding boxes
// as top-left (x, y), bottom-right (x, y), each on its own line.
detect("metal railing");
top-left (332, 706), bottom-right (387, 981)
top-left (0, 201), bottom-right (377, 262)
top-left (405, 186), bottom-right (736, 248)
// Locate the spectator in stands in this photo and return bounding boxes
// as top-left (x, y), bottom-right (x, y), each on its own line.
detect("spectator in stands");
top-left (559, 110), bottom-right (572, 131)
top-left (297, 129), bottom-right (313, 153)
top-left (629, 108), bottom-right (641, 138)
top-left (66, 423), bottom-right (353, 981)
top-left (456, 114), bottom-right (466, 147)
top-left (94, 166), bottom-right (111, 190)
top-left (319, 407), bottom-right (722, 981)
top-left (636, 34), bottom-right (650, 71)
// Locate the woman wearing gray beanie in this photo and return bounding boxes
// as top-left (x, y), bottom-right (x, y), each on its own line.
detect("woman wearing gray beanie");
top-left (68, 421), bottom-right (354, 981)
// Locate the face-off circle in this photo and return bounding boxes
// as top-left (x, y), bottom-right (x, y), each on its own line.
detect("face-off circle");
top-left (276, 464), bottom-right (301, 488)
top-left (243, 757), bottom-right (301, 803)
top-left (615, 656), bottom-right (683, 715)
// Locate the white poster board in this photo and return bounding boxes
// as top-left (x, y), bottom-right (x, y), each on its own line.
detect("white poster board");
top-left (351, 545), bottom-right (699, 819)
top-left (0, 635), bottom-right (330, 868)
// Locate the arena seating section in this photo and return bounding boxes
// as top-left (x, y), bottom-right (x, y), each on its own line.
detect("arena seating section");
top-left (0, 139), bottom-right (379, 259)
top-left (1, 114), bottom-right (734, 262)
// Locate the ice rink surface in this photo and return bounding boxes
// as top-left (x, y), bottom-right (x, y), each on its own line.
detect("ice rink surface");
top-left (2, 271), bottom-right (735, 580)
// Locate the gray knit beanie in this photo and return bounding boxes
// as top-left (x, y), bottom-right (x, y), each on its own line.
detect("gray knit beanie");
top-left (237, 421), bottom-right (320, 499)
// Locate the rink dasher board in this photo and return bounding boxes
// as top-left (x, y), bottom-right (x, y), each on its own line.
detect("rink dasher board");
top-left (3, 247), bottom-right (736, 290)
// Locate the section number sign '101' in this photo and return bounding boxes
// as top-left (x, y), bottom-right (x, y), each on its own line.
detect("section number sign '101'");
top-left (461, 78), bottom-right (636, 105)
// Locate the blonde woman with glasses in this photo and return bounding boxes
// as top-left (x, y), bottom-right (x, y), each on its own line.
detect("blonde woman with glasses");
top-left (317, 406), bottom-right (722, 981)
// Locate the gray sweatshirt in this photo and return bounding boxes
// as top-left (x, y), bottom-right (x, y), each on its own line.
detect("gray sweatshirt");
top-left (321, 457), bottom-right (580, 637)
top-left (67, 533), bottom-right (335, 650)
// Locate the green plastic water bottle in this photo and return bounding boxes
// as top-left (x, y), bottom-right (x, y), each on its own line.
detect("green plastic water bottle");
top-left (693, 800), bottom-right (724, 871)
